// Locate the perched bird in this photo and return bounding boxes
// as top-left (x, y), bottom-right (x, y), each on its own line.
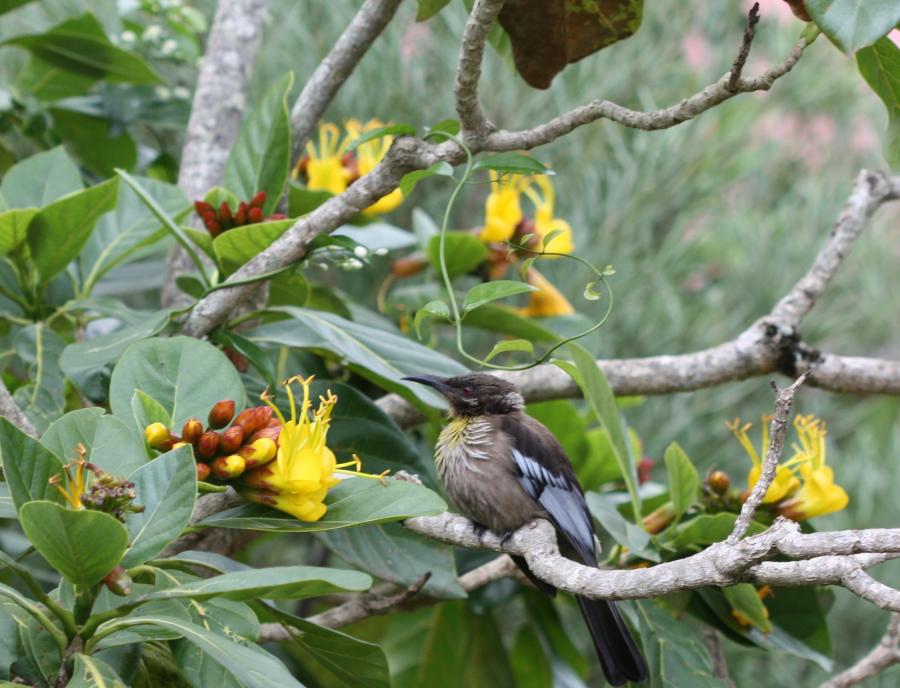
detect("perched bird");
top-left (405, 372), bottom-right (647, 686)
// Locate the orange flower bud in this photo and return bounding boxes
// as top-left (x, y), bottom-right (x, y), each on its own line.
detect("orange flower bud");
top-left (219, 425), bottom-right (244, 454)
top-left (232, 408), bottom-right (260, 436)
top-left (103, 566), bottom-right (133, 596)
top-left (181, 418), bottom-right (203, 445)
top-left (250, 424), bottom-right (282, 444)
top-left (208, 400), bottom-right (235, 429)
top-left (390, 255), bottom-right (427, 278)
top-left (642, 502), bottom-right (676, 535)
top-left (144, 422), bottom-right (171, 449)
top-left (196, 462), bottom-right (211, 481)
top-left (210, 454), bottom-right (246, 480)
top-left (197, 431), bottom-right (219, 460)
top-left (707, 471), bottom-right (731, 495)
top-left (239, 438), bottom-right (278, 469)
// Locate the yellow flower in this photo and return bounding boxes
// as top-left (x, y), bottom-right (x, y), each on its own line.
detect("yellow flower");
top-left (519, 268), bottom-right (574, 318)
top-left (727, 417), bottom-right (800, 503)
top-left (522, 175), bottom-right (574, 255)
top-left (480, 172), bottom-right (527, 243)
top-left (778, 415), bottom-right (849, 520)
top-left (346, 119), bottom-right (404, 215)
top-left (49, 454), bottom-right (89, 510)
top-left (241, 375), bottom-right (384, 521)
top-left (303, 123), bottom-right (352, 196)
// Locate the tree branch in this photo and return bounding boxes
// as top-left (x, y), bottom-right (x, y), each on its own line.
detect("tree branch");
top-left (162, 0), bottom-right (270, 309)
top-left (289, 0), bottom-right (404, 163)
top-left (454, 0), bottom-right (503, 141)
top-left (0, 378), bottom-right (37, 439)
top-left (727, 2), bottom-right (760, 91)
top-left (820, 614), bottom-right (900, 688)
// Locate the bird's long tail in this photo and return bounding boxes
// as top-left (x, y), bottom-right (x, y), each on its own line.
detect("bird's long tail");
top-left (576, 596), bottom-right (647, 686)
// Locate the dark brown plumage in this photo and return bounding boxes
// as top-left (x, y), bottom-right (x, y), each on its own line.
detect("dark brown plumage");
top-left (404, 372), bottom-right (647, 686)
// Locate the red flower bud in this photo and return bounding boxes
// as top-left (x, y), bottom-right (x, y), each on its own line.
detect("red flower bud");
top-left (266, 213), bottom-right (287, 221)
top-left (247, 207), bottom-right (264, 224)
top-left (208, 400), bottom-right (235, 429)
top-left (196, 462), bottom-right (211, 481)
top-left (210, 454), bottom-right (246, 480)
top-left (249, 191), bottom-right (267, 209)
top-left (206, 220), bottom-right (222, 237)
top-left (181, 418), bottom-right (203, 445)
top-left (219, 201), bottom-right (234, 229)
top-left (233, 406), bottom-right (270, 436)
top-left (194, 200), bottom-right (215, 217)
top-left (234, 202), bottom-right (248, 226)
top-left (218, 425), bottom-right (244, 454)
top-left (250, 425), bottom-right (282, 444)
top-left (104, 566), bottom-right (133, 596)
top-left (197, 431), bottom-right (219, 460)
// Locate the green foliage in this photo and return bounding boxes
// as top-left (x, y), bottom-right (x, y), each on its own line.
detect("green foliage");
top-left (857, 37), bottom-right (900, 169)
top-left (806, 0), bottom-right (900, 53)
top-left (664, 442), bottom-right (700, 518)
top-left (426, 231), bottom-right (488, 278)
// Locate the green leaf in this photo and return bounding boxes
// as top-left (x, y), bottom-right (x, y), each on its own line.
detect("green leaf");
top-left (399, 161), bottom-right (455, 196)
top-left (0, 484), bottom-right (14, 519)
top-left (68, 654), bottom-right (126, 688)
top-left (78, 176), bottom-right (189, 292)
top-left (275, 612), bottom-right (390, 688)
top-left (201, 477), bottom-right (446, 531)
top-left (248, 306), bottom-right (467, 407)
top-left (26, 177), bottom-right (119, 282)
top-left (806, 0), bottom-right (900, 53)
top-left (664, 442), bottom-right (700, 519)
top-left (98, 616), bottom-right (304, 688)
top-left (212, 330), bottom-right (277, 389)
top-left (426, 232), bottom-right (488, 278)
top-left (416, 0), bottom-right (452, 21)
top-left (425, 118), bottom-right (461, 138)
top-left (0, 147), bottom-right (82, 210)
top-left (765, 587), bottom-right (832, 660)
top-left (585, 492), bottom-right (659, 562)
top-left (224, 72), bottom-right (294, 215)
top-left (414, 299), bottom-right (451, 337)
top-left (472, 152), bottom-right (550, 175)
top-left (183, 226), bottom-right (216, 261)
top-left (288, 183), bottom-right (333, 216)
top-left (320, 522), bottom-right (466, 598)
top-left (109, 336), bottom-right (246, 430)
top-left (2, 14), bottom-right (161, 83)
top-left (509, 625), bottom-right (553, 688)
top-left (0, 208), bottom-right (37, 256)
top-left (634, 600), bottom-right (727, 688)
top-left (19, 501), bottom-right (128, 586)
top-left (0, 0), bottom-right (37, 15)
top-left (122, 445), bottom-right (196, 568)
top-left (49, 109), bottom-right (136, 177)
top-left (857, 37), bottom-right (900, 169)
top-left (60, 309), bottom-right (172, 395)
top-left (347, 124), bottom-right (416, 150)
top-left (463, 304), bottom-right (560, 342)
top-left (212, 218), bottom-right (295, 276)
top-left (484, 338), bottom-right (534, 363)
top-left (723, 584), bottom-right (773, 633)
top-left (463, 279), bottom-right (537, 312)
top-left (40, 408), bottom-right (147, 477)
top-left (668, 513), bottom-right (765, 549)
top-left (0, 417), bottom-right (64, 512)
top-left (558, 342), bottom-right (641, 517)
top-left (130, 389), bottom-right (172, 432)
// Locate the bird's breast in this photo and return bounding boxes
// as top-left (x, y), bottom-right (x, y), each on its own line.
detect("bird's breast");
top-left (435, 417), bottom-right (493, 480)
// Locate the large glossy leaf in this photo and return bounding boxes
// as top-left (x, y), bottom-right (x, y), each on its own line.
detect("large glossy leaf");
top-left (0, 208), bottom-right (37, 255)
top-left (320, 522), bottom-right (466, 598)
top-left (11, 324), bottom-right (68, 433)
top-left (857, 37), bottom-right (900, 169)
top-left (40, 408), bottom-right (147, 477)
top-left (68, 654), bottom-right (126, 688)
top-left (0, 417), bottom-right (64, 512)
top-left (99, 616), bottom-right (303, 688)
top-left (19, 501), bottom-right (128, 586)
top-left (664, 442), bottom-right (700, 519)
top-left (634, 600), bottom-right (727, 688)
top-left (464, 304), bottom-right (560, 343)
top-left (0, 146), bottom-right (82, 210)
top-left (586, 492), bottom-right (659, 562)
top-left (26, 177), bottom-right (119, 282)
top-left (212, 218), bottom-right (295, 276)
top-left (50, 109), bottom-right (137, 177)
top-left (249, 306), bottom-right (467, 406)
top-left (807, 0), bottom-right (900, 53)
top-left (224, 72), bottom-right (294, 215)
top-left (109, 336), bottom-right (246, 430)
top-left (497, 0), bottom-right (643, 88)
top-left (276, 612), bottom-right (390, 688)
top-left (2, 14), bottom-right (160, 84)
top-left (426, 232), bottom-right (487, 278)
top-left (78, 176), bottom-right (189, 292)
top-left (122, 445), bottom-right (196, 568)
top-left (201, 477), bottom-right (446, 531)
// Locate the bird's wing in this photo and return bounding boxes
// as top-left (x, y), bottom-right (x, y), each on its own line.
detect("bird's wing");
top-left (500, 413), bottom-right (597, 564)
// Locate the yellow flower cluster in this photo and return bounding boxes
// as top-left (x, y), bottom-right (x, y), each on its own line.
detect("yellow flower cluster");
top-left (299, 119), bottom-right (403, 216)
top-left (728, 414), bottom-right (849, 520)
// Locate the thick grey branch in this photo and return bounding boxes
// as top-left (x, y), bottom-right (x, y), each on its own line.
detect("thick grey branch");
top-left (162, 0), bottom-right (269, 309)
top-left (158, 488), bottom-right (243, 558)
top-left (454, 0), bottom-right (503, 140)
top-left (290, 0), bottom-right (404, 162)
top-left (0, 378), bottom-right (37, 439)
top-left (821, 614), bottom-right (900, 688)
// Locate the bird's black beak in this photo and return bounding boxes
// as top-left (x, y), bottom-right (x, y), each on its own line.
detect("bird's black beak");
top-left (402, 374), bottom-right (451, 396)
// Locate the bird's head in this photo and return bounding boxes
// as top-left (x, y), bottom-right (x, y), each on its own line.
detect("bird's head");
top-left (404, 373), bottom-right (525, 418)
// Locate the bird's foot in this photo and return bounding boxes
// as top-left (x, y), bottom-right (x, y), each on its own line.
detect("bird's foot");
top-left (470, 522), bottom-right (489, 539)
top-left (499, 531), bottom-right (515, 549)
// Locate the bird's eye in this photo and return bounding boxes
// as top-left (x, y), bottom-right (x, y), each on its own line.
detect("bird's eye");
top-left (462, 386), bottom-right (474, 396)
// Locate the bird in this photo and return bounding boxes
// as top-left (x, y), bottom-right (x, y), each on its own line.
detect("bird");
top-left (404, 372), bottom-right (647, 686)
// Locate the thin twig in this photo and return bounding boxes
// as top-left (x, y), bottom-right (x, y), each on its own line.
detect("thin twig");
top-left (820, 614), bottom-right (900, 688)
top-left (727, 370), bottom-right (811, 544)
top-left (728, 2), bottom-right (760, 91)
top-left (703, 628), bottom-right (737, 688)
top-left (0, 378), bottom-right (37, 438)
